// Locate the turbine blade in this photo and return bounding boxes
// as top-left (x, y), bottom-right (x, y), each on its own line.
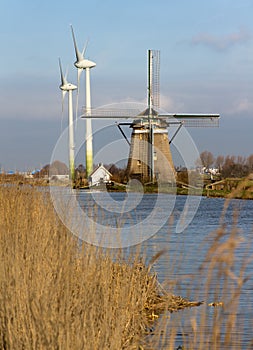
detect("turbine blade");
top-left (62, 90), bottom-right (67, 107)
top-left (59, 58), bottom-right (64, 85)
top-left (75, 88), bottom-right (79, 130)
top-left (82, 39), bottom-right (89, 57)
top-left (70, 25), bottom-right (84, 62)
top-left (65, 65), bottom-right (69, 82)
top-left (60, 90), bottom-right (67, 133)
top-left (77, 67), bottom-right (82, 85)
top-left (75, 68), bottom-right (82, 129)
top-left (59, 58), bottom-right (67, 85)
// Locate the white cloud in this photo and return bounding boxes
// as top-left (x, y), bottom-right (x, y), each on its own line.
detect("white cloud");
top-left (191, 28), bottom-right (252, 52)
top-left (160, 94), bottom-right (184, 112)
top-left (231, 97), bottom-right (253, 114)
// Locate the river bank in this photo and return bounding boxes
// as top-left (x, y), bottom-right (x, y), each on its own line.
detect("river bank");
top-left (1, 173), bottom-right (253, 199)
top-left (90, 177), bottom-right (253, 200)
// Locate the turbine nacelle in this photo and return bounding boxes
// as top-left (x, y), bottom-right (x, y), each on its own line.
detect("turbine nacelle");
top-left (59, 58), bottom-right (77, 92)
top-left (74, 59), bottom-right (96, 70)
top-left (60, 82), bottom-right (77, 91)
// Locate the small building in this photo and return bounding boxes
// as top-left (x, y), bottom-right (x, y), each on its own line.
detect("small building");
top-left (89, 163), bottom-right (112, 187)
top-left (50, 174), bottom-right (69, 183)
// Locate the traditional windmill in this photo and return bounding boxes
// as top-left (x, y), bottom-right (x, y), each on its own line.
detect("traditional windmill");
top-left (126, 50), bottom-right (175, 183)
top-left (81, 49), bottom-right (220, 183)
top-left (58, 58), bottom-right (77, 183)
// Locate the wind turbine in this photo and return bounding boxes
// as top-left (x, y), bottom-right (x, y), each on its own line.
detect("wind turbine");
top-left (59, 58), bottom-right (77, 184)
top-left (71, 25), bottom-right (96, 178)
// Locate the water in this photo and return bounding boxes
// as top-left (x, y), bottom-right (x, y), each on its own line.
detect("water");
top-left (75, 191), bottom-right (253, 348)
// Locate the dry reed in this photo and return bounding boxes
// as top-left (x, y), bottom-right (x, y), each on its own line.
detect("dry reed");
top-left (0, 184), bottom-right (201, 349)
top-left (0, 185), bottom-right (146, 349)
top-left (1, 182), bottom-right (251, 349)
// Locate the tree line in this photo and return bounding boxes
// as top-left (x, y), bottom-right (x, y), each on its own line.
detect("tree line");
top-left (37, 151), bottom-right (253, 182)
top-left (197, 151), bottom-right (253, 179)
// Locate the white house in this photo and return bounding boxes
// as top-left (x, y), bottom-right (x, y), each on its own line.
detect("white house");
top-left (89, 163), bottom-right (112, 187)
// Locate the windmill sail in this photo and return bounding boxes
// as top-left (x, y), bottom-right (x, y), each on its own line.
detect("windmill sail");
top-left (148, 49), bottom-right (160, 111)
top-left (80, 49), bottom-right (220, 127)
top-left (81, 108), bottom-right (219, 126)
top-left (159, 113), bottom-right (220, 127)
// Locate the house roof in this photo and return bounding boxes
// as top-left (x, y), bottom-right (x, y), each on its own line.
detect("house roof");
top-left (89, 163), bottom-right (112, 177)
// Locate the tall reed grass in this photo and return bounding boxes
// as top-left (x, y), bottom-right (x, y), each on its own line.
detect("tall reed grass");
top-left (0, 181), bottom-right (252, 349)
top-left (0, 185), bottom-right (163, 349)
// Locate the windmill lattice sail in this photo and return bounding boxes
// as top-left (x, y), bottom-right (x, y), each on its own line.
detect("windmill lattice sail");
top-left (81, 108), bottom-right (219, 127)
top-left (148, 49), bottom-right (160, 111)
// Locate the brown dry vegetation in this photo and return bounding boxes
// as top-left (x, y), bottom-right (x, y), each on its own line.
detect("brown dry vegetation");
top-left (0, 182), bottom-right (252, 349)
top-left (0, 184), bottom-right (202, 349)
top-left (0, 185), bottom-right (151, 349)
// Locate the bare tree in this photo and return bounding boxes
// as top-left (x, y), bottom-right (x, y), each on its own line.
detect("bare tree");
top-left (215, 155), bottom-right (224, 173)
top-left (199, 151), bottom-right (215, 169)
top-left (247, 154), bottom-right (253, 171)
top-left (237, 155), bottom-right (247, 166)
top-left (196, 152), bottom-right (253, 179)
top-left (221, 155), bottom-right (249, 178)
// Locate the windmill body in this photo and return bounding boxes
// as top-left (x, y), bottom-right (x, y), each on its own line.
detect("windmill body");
top-left (59, 59), bottom-right (77, 183)
top-left (126, 114), bottom-right (175, 183)
top-left (71, 26), bottom-right (96, 178)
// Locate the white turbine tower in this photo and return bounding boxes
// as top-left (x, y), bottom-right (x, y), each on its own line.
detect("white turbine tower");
top-left (59, 58), bottom-right (77, 184)
top-left (71, 25), bottom-right (96, 178)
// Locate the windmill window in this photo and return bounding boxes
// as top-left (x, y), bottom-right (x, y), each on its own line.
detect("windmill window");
top-left (137, 160), bottom-right (141, 166)
top-left (154, 151), bottom-right (157, 160)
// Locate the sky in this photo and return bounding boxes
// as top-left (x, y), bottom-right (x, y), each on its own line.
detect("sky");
top-left (0, 0), bottom-right (253, 171)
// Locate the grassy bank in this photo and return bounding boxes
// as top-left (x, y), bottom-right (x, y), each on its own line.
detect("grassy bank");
top-left (2, 173), bottom-right (253, 199)
top-left (90, 176), bottom-right (253, 199)
top-left (203, 176), bottom-right (253, 199)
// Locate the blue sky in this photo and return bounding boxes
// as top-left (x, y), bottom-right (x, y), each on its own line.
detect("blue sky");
top-left (0, 0), bottom-right (253, 171)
